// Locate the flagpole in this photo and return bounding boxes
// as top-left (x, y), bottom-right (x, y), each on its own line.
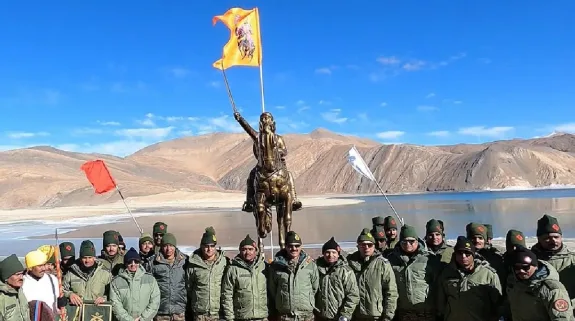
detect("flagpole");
top-left (54, 229), bottom-right (66, 321)
top-left (256, 7), bottom-right (265, 114)
top-left (115, 186), bottom-right (144, 235)
top-left (254, 7), bottom-right (272, 256)
top-left (348, 146), bottom-right (404, 226)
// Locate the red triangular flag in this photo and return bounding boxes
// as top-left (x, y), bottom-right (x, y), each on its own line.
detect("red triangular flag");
top-left (80, 160), bottom-right (117, 194)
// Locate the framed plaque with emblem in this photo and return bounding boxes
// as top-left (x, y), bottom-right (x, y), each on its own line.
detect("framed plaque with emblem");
top-left (80, 301), bottom-right (112, 321)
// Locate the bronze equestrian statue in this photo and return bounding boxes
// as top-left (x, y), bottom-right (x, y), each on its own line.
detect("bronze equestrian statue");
top-left (234, 111), bottom-right (302, 251)
top-left (235, 112), bottom-right (302, 213)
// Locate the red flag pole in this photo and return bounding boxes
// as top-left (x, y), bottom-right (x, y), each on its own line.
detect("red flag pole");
top-left (115, 186), bottom-right (143, 235)
top-left (81, 160), bottom-right (143, 235)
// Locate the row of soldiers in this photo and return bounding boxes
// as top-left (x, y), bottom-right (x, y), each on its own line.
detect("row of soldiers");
top-left (1, 214), bottom-right (575, 321)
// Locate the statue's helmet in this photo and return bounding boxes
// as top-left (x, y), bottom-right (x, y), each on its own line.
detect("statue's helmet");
top-left (259, 112), bottom-right (276, 132)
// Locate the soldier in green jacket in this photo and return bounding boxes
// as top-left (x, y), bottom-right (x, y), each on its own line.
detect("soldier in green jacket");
top-left (388, 225), bottom-right (438, 321)
top-left (268, 231), bottom-right (319, 321)
top-left (531, 214), bottom-right (575, 306)
top-left (138, 234), bottom-right (155, 273)
top-left (59, 242), bottom-right (76, 276)
top-left (152, 222), bottom-right (168, 255)
top-left (436, 236), bottom-right (502, 321)
top-left (98, 230), bottom-right (125, 276)
top-left (425, 219), bottom-right (453, 266)
top-left (186, 227), bottom-right (229, 321)
top-left (507, 246), bottom-right (574, 321)
top-left (467, 223), bottom-right (506, 286)
top-left (151, 233), bottom-right (188, 321)
top-left (221, 235), bottom-right (268, 321)
top-left (382, 216), bottom-right (399, 257)
top-left (109, 248), bottom-right (161, 321)
top-left (63, 240), bottom-right (112, 305)
top-left (371, 216), bottom-right (388, 254)
top-left (347, 228), bottom-right (398, 321)
top-left (315, 237), bottom-right (359, 321)
top-left (0, 254), bottom-right (29, 321)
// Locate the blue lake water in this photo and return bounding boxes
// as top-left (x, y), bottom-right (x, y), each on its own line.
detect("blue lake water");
top-left (2, 188), bottom-right (575, 256)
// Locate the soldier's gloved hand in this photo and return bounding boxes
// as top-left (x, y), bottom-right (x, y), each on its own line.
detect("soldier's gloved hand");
top-left (234, 112), bottom-right (241, 121)
top-left (57, 297), bottom-right (67, 308)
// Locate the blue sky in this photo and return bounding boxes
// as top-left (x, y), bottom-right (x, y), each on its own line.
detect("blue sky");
top-left (0, 1), bottom-right (573, 156)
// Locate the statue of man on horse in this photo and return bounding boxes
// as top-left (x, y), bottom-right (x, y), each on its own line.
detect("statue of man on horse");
top-left (234, 112), bottom-right (302, 213)
top-left (234, 110), bottom-right (302, 250)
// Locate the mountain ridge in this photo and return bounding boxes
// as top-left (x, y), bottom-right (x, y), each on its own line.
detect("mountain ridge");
top-left (1, 129), bottom-right (575, 209)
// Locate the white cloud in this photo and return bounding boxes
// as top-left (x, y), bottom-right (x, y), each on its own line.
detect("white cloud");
top-left (552, 123), bottom-right (575, 133)
top-left (380, 102), bottom-right (388, 107)
top-left (321, 109), bottom-right (348, 124)
top-left (457, 126), bottom-right (514, 138)
top-left (169, 67), bottom-right (190, 78)
top-left (478, 58), bottom-right (492, 64)
top-left (296, 100), bottom-right (306, 106)
top-left (97, 121), bottom-right (121, 126)
top-left (417, 105), bottom-right (438, 112)
top-left (72, 128), bottom-right (104, 135)
top-left (59, 141), bottom-right (153, 157)
top-left (136, 113), bottom-right (156, 127)
top-left (7, 131), bottom-right (50, 139)
top-left (427, 130), bottom-right (450, 137)
top-left (453, 100), bottom-right (463, 104)
top-left (319, 100), bottom-right (331, 105)
top-left (377, 56), bottom-right (401, 65)
top-left (275, 105), bottom-right (285, 109)
top-left (165, 116), bottom-right (184, 122)
top-left (403, 60), bottom-right (426, 71)
top-left (115, 127), bottom-right (174, 139)
top-left (376, 131), bottom-right (405, 140)
top-left (315, 68), bottom-right (332, 75)
top-left (426, 93), bottom-right (436, 99)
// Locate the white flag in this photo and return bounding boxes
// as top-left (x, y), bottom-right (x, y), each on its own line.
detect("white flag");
top-left (347, 146), bottom-right (377, 182)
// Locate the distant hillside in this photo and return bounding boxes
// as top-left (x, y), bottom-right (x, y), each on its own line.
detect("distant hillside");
top-left (1, 129), bottom-right (575, 209)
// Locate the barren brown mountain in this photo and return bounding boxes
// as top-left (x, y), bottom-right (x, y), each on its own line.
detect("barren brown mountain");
top-left (1, 129), bottom-right (575, 209)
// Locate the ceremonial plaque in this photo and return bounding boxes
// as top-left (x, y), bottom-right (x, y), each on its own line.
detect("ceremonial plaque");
top-left (64, 305), bottom-right (81, 321)
top-left (80, 301), bottom-right (112, 321)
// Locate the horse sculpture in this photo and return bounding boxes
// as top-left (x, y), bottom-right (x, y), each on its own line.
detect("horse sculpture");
top-left (234, 111), bottom-right (294, 253)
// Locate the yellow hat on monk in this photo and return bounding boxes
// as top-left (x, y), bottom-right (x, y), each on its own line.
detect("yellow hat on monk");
top-left (25, 250), bottom-right (48, 269)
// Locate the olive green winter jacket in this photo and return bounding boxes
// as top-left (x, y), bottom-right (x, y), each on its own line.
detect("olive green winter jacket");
top-left (428, 242), bottom-right (454, 266)
top-left (315, 255), bottom-right (359, 320)
top-left (387, 240), bottom-right (439, 314)
top-left (99, 251), bottom-right (125, 276)
top-left (267, 250), bottom-right (319, 318)
top-left (347, 251), bottom-right (398, 321)
top-left (151, 249), bottom-right (188, 316)
top-left (186, 249), bottom-right (229, 318)
top-left (532, 243), bottom-right (575, 305)
top-left (0, 283), bottom-right (29, 321)
top-left (109, 266), bottom-right (161, 321)
top-left (436, 256), bottom-right (502, 321)
top-left (63, 260), bottom-right (112, 300)
top-left (221, 254), bottom-right (268, 321)
top-left (507, 260), bottom-right (574, 321)
top-left (479, 246), bottom-right (506, 287)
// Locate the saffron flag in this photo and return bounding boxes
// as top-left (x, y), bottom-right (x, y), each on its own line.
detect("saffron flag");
top-left (80, 160), bottom-right (117, 194)
top-left (212, 7), bottom-right (262, 70)
top-left (347, 146), bottom-right (377, 182)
